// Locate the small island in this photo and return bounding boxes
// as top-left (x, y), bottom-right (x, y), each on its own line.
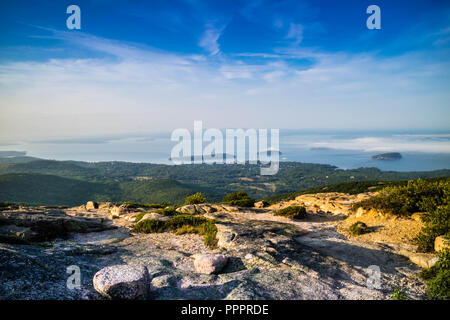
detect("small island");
top-left (372, 152), bottom-right (402, 160)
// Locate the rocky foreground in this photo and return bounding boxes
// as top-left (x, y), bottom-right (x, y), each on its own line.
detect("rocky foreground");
top-left (0, 194), bottom-right (431, 300)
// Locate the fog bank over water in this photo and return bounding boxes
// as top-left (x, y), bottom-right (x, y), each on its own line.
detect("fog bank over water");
top-left (1, 130), bottom-right (449, 172)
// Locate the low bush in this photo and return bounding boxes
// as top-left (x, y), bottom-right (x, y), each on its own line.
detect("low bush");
top-left (175, 224), bottom-right (198, 235)
top-left (165, 215), bottom-right (208, 230)
top-left (174, 219), bottom-right (218, 247)
top-left (134, 211), bottom-right (149, 223)
top-left (349, 222), bottom-right (371, 236)
top-left (155, 207), bottom-right (178, 216)
top-left (223, 191), bottom-right (255, 207)
top-left (275, 206), bottom-right (307, 219)
top-left (351, 178), bottom-right (449, 252)
top-left (391, 289), bottom-right (407, 300)
top-left (123, 202), bottom-right (168, 209)
top-left (352, 179), bottom-right (449, 216)
top-left (425, 270), bottom-right (450, 300)
top-left (419, 249), bottom-right (450, 300)
top-left (132, 218), bottom-right (166, 233)
top-left (132, 214), bottom-right (217, 248)
top-left (184, 192), bottom-right (206, 205)
top-left (202, 220), bottom-right (218, 248)
top-left (134, 207), bottom-right (179, 223)
top-left (414, 203), bottom-right (450, 252)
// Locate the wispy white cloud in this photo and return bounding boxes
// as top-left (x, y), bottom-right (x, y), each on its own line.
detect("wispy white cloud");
top-left (262, 70), bottom-right (286, 82)
top-left (432, 26), bottom-right (450, 46)
top-left (286, 23), bottom-right (303, 45)
top-left (198, 24), bottom-right (224, 55)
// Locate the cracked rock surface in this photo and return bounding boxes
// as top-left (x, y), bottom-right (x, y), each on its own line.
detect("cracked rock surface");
top-left (0, 199), bottom-right (426, 300)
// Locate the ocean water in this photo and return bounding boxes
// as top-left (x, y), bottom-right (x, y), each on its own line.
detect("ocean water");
top-left (279, 130), bottom-right (450, 171)
top-left (1, 130), bottom-right (450, 172)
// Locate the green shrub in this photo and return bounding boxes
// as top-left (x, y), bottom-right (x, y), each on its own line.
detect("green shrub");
top-left (351, 179), bottom-right (449, 252)
top-left (132, 218), bottom-right (166, 233)
top-left (349, 221), bottom-right (371, 236)
top-left (132, 214), bottom-right (217, 248)
top-left (414, 182), bottom-right (449, 252)
top-left (175, 219), bottom-right (218, 247)
top-left (426, 270), bottom-right (450, 300)
top-left (223, 191), bottom-right (255, 207)
top-left (134, 211), bottom-right (150, 223)
top-left (202, 220), bottom-right (218, 248)
top-left (123, 202), bottom-right (168, 209)
top-left (419, 249), bottom-right (450, 300)
top-left (275, 205), bottom-right (307, 219)
top-left (184, 192), bottom-right (206, 205)
top-left (155, 207), bottom-right (178, 216)
top-left (165, 215), bottom-right (208, 230)
top-left (223, 191), bottom-right (247, 202)
top-left (175, 224), bottom-right (198, 235)
top-left (420, 249), bottom-right (450, 280)
top-left (134, 206), bottom-right (179, 223)
top-left (229, 198), bottom-right (255, 207)
top-left (352, 179), bottom-right (449, 216)
top-left (391, 289), bottom-right (407, 300)
top-left (414, 203), bottom-right (450, 252)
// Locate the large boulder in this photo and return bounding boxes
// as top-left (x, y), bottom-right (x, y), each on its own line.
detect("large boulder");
top-left (98, 202), bottom-right (113, 210)
top-left (410, 212), bottom-right (424, 222)
top-left (193, 254), bottom-right (228, 274)
top-left (435, 236), bottom-right (450, 252)
top-left (254, 201), bottom-right (268, 209)
top-left (110, 205), bottom-right (129, 217)
top-left (355, 207), bottom-right (383, 218)
top-left (138, 212), bottom-right (171, 222)
top-left (0, 209), bottom-right (115, 242)
top-left (176, 204), bottom-right (217, 214)
top-left (409, 253), bottom-right (439, 269)
top-left (93, 265), bottom-right (151, 299)
top-left (86, 201), bottom-right (98, 210)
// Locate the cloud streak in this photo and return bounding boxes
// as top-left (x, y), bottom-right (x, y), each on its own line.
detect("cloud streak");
top-left (286, 23), bottom-right (303, 45)
top-left (198, 24), bottom-right (225, 55)
top-left (308, 135), bottom-right (450, 153)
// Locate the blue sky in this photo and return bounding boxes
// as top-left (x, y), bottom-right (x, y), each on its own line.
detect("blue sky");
top-left (0, 0), bottom-right (449, 141)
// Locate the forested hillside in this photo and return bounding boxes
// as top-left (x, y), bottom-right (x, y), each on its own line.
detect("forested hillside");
top-left (0, 156), bottom-right (449, 205)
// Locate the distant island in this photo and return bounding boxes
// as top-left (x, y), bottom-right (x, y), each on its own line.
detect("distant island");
top-left (372, 152), bottom-right (402, 160)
